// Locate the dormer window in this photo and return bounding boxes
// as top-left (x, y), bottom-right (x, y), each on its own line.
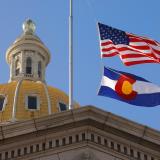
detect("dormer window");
top-left (28, 96), bottom-right (37, 109)
top-left (0, 96), bottom-right (6, 111)
top-left (26, 95), bottom-right (40, 110)
top-left (59, 102), bottom-right (67, 111)
top-left (15, 59), bottom-right (20, 76)
top-left (26, 57), bottom-right (32, 74)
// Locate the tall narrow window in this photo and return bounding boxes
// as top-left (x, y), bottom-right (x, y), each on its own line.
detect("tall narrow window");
top-left (38, 61), bottom-right (42, 78)
top-left (137, 152), bottom-right (141, 159)
top-left (144, 154), bottom-right (148, 160)
top-left (124, 146), bottom-right (127, 155)
top-left (15, 59), bottom-right (20, 76)
top-left (130, 149), bottom-right (134, 157)
top-left (26, 57), bottom-right (32, 74)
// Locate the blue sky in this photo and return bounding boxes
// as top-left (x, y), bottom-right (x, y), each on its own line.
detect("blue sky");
top-left (0, 0), bottom-right (160, 130)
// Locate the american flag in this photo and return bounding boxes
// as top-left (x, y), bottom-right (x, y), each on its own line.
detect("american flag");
top-left (98, 23), bottom-right (160, 66)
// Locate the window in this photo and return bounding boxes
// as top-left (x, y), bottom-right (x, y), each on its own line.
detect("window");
top-left (26, 57), bottom-right (32, 74)
top-left (16, 68), bottom-right (20, 76)
top-left (130, 149), bottom-right (134, 157)
top-left (5, 152), bottom-right (8, 159)
top-left (124, 146), bottom-right (127, 155)
top-left (30, 145), bottom-right (33, 153)
top-left (15, 59), bottom-right (20, 76)
top-left (0, 96), bottom-right (5, 111)
top-left (27, 96), bottom-right (37, 110)
top-left (137, 152), bottom-right (141, 159)
top-left (144, 154), bottom-right (148, 160)
top-left (62, 138), bottom-right (66, 146)
top-left (111, 141), bottom-right (114, 149)
top-left (59, 102), bottom-right (67, 111)
top-left (76, 135), bottom-right (79, 142)
top-left (91, 134), bottom-right (94, 142)
top-left (56, 139), bottom-right (59, 147)
top-left (26, 95), bottom-right (40, 110)
top-left (69, 136), bottom-right (72, 144)
top-left (11, 151), bottom-right (14, 158)
top-left (49, 141), bottom-right (52, 149)
top-left (17, 149), bottom-right (21, 156)
top-left (117, 144), bottom-right (121, 152)
top-left (42, 143), bottom-right (46, 150)
top-left (38, 61), bottom-right (42, 78)
top-left (36, 144), bottom-right (39, 152)
top-left (82, 133), bottom-right (85, 141)
top-left (24, 147), bottom-right (27, 155)
top-left (104, 139), bottom-right (107, 146)
top-left (97, 136), bottom-right (101, 144)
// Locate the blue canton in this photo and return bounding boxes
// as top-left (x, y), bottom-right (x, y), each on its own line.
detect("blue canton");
top-left (98, 23), bottom-right (129, 45)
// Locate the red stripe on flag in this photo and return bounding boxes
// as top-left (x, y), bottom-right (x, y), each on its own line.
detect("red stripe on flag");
top-left (129, 45), bottom-right (151, 50)
top-left (102, 47), bottom-right (116, 52)
top-left (121, 54), bottom-right (155, 59)
top-left (101, 41), bottom-right (112, 46)
top-left (124, 60), bottom-right (160, 66)
top-left (102, 52), bottom-right (118, 57)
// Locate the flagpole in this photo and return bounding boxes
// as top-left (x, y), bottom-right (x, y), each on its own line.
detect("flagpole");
top-left (69, 0), bottom-right (73, 109)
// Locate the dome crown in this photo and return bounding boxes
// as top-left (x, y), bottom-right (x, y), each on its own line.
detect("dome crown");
top-left (22, 19), bottom-right (36, 35)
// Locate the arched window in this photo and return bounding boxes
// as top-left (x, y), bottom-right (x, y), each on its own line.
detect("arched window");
top-left (38, 61), bottom-right (42, 78)
top-left (15, 59), bottom-right (20, 76)
top-left (26, 57), bottom-right (32, 74)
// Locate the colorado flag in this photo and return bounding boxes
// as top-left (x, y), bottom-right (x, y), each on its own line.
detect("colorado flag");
top-left (98, 67), bottom-right (160, 107)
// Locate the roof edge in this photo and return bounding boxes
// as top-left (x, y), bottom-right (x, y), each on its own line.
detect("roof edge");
top-left (0, 105), bottom-right (160, 147)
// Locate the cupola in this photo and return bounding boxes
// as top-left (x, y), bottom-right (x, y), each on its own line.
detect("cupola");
top-left (6, 19), bottom-right (51, 82)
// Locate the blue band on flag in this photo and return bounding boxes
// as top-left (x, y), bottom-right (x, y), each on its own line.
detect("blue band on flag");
top-left (99, 86), bottom-right (160, 107)
top-left (106, 67), bottom-right (149, 82)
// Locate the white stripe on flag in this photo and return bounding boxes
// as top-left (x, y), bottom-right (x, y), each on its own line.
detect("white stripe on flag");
top-left (133, 81), bottom-right (160, 94)
top-left (129, 42), bottom-right (147, 46)
top-left (121, 57), bottom-right (157, 62)
top-left (101, 75), bottom-right (160, 94)
top-left (101, 76), bottom-right (116, 90)
top-left (101, 44), bottom-right (114, 49)
top-left (119, 50), bottom-right (150, 55)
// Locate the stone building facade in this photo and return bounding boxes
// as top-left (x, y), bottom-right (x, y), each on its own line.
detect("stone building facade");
top-left (0, 106), bottom-right (159, 160)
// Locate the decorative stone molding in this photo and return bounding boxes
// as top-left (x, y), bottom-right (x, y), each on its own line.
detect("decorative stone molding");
top-left (0, 106), bottom-right (159, 160)
top-left (72, 149), bottom-right (99, 160)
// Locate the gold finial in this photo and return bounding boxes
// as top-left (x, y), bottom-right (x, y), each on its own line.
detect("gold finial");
top-left (22, 19), bottom-right (36, 34)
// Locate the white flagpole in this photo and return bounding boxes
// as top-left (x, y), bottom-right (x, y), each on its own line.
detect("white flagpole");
top-left (69, 0), bottom-right (73, 109)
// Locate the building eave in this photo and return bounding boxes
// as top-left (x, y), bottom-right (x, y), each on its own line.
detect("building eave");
top-left (0, 105), bottom-right (160, 152)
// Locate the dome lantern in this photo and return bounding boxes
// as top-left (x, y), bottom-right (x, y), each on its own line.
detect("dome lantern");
top-left (6, 19), bottom-right (51, 82)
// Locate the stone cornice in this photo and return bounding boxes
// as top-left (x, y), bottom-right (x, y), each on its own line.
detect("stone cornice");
top-left (6, 33), bottom-right (51, 66)
top-left (0, 106), bottom-right (160, 152)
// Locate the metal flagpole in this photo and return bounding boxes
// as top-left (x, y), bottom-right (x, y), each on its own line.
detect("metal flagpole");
top-left (69, 0), bottom-right (73, 110)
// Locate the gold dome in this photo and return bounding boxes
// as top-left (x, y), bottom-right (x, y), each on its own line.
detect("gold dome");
top-left (0, 80), bottom-right (79, 122)
top-left (0, 19), bottom-right (80, 123)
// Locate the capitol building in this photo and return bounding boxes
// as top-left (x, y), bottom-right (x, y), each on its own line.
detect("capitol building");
top-left (0, 20), bottom-right (159, 160)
